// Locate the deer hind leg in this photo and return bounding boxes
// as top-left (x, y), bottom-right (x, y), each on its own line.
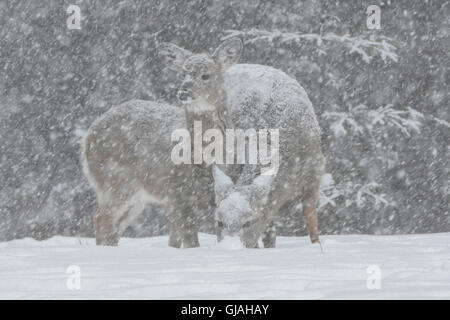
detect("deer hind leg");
top-left (94, 204), bottom-right (120, 246)
top-left (94, 193), bottom-right (138, 246)
top-left (303, 206), bottom-right (320, 243)
top-left (302, 184), bottom-right (321, 244)
top-left (262, 220), bottom-right (277, 248)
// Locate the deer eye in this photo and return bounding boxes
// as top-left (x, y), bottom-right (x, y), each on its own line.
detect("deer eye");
top-left (217, 221), bottom-right (223, 228)
top-left (201, 74), bottom-right (210, 80)
top-left (242, 221), bottom-right (251, 228)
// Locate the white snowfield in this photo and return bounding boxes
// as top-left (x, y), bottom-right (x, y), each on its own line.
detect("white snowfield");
top-left (1, 233), bottom-right (449, 299)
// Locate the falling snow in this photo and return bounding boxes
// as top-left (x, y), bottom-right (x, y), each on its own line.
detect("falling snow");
top-left (0, 0), bottom-right (449, 300)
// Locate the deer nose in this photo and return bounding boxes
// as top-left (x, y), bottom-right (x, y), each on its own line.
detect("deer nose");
top-left (177, 90), bottom-right (192, 101)
top-left (223, 222), bottom-right (241, 235)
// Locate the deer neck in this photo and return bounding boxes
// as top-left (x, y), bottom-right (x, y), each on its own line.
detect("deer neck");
top-left (184, 88), bottom-right (230, 136)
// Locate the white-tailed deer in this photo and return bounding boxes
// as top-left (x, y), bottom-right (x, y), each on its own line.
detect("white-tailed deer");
top-left (82, 100), bottom-right (215, 247)
top-left (159, 38), bottom-right (325, 248)
top-left (215, 62), bottom-right (326, 248)
top-left (82, 40), bottom-right (243, 247)
top-left (83, 37), bottom-right (324, 248)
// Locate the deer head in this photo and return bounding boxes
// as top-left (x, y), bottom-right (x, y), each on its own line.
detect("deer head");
top-left (212, 166), bottom-right (275, 248)
top-left (158, 38), bottom-right (243, 111)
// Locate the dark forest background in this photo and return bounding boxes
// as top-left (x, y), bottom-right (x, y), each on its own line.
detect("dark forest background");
top-left (0, 0), bottom-right (448, 241)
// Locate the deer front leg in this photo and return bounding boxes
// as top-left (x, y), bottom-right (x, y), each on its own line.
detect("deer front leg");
top-left (262, 220), bottom-right (276, 248)
top-left (168, 221), bottom-right (182, 248)
top-left (183, 231), bottom-right (200, 248)
top-left (170, 207), bottom-right (199, 248)
top-left (168, 209), bottom-right (183, 248)
top-left (216, 221), bottom-right (224, 243)
top-left (182, 215), bottom-right (199, 248)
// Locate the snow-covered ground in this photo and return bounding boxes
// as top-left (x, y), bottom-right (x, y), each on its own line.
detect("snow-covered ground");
top-left (1, 233), bottom-right (449, 299)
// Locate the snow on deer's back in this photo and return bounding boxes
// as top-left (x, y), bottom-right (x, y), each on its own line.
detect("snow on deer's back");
top-left (225, 63), bottom-right (320, 139)
top-left (212, 61), bottom-right (325, 248)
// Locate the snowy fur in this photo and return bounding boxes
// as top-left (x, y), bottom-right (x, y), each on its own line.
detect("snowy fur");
top-left (82, 99), bottom-right (213, 248)
top-left (213, 62), bottom-right (325, 248)
top-left (159, 39), bottom-right (325, 248)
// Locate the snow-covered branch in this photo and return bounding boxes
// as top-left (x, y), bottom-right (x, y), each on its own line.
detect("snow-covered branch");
top-left (223, 29), bottom-right (398, 63)
top-left (355, 182), bottom-right (389, 208)
top-left (319, 173), bottom-right (391, 210)
top-left (323, 105), bottom-right (425, 138)
top-left (322, 104), bottom-right (366, 137)
top-left (319, 173), bottom-right (341, 209)
top-left (367, 105), bottom-right (423, 137)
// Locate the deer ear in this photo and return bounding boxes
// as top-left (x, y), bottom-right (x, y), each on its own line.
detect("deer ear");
top-left (213, 37), bottom-right (243, 69)
top-left (158, 42), bottom-right (192, 72)
top-left (252, 170), bottom-right (275, 190)
top-left (213, 166), bottom-right (233, 193)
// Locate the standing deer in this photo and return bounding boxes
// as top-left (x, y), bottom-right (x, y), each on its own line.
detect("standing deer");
top-left (82, 100), bottom-right (203, 247)
top-left (82, 39), bottom-right (243, 247)
top-left (159, 38), bottom-right (325, 248)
